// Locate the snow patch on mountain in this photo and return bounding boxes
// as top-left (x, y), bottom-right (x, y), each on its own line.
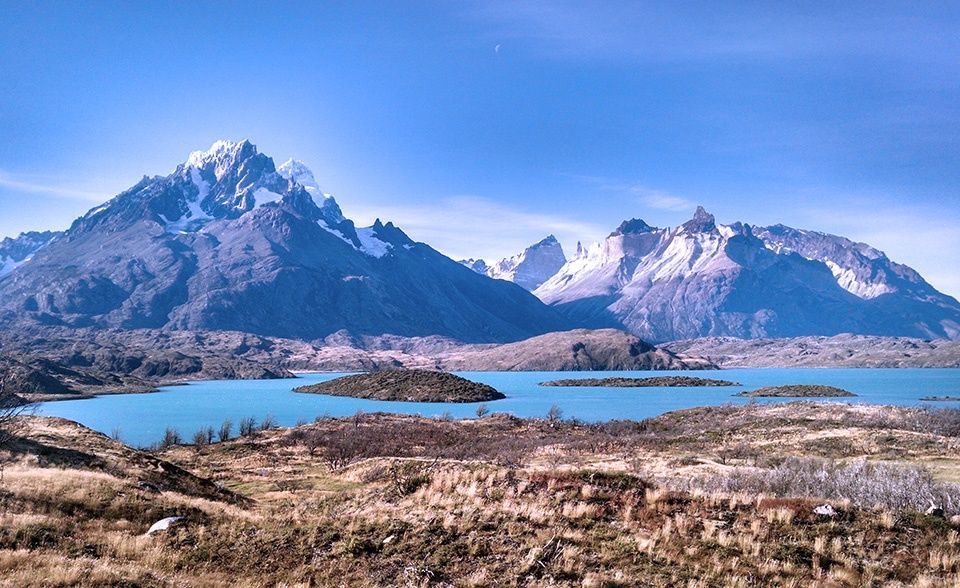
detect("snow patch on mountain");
top-left (160, 167), bottom-right (213, 233)
top-left (185, 140), bottom-right (248, 180)
top-left (356, 226), bottom-right (392, 258)
top-left (823, 260), bottom-right (895, 299)
top-left (754, 225), bottom-right (918, 300)
top-left (276, 158), bottom-right (345, 225)
top-left (0, 231), bottom-right (61, 277)
top-left (252, 187), bottom-right (284, 207)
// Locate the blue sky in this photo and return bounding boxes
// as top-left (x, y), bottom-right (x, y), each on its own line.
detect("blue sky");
top-left (2, 1), bottom-right (959, 295)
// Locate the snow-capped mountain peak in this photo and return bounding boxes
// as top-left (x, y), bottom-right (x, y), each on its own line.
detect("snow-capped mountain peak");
top-left (184, 139), bottom-right (256, 180)
top-left (533, 208), bottom-right (960, 341)
top-left (276, 158), bottom-right (345, 225)
top-left (277, 158), bottom-right (320, 192)
top-left (461, 235), bottom-right (567, 291)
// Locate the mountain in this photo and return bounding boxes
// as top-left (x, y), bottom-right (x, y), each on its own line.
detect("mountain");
top-left (534, 206), bottom-right (960, 342)
top-left (0, 230), bottom-right (61, 277)
top-left (460, 235), bottom-right (567, 291)
top-left (0, 140), bottom-right (570, 343)
top-left (437, 329), bottom-right (716, 371)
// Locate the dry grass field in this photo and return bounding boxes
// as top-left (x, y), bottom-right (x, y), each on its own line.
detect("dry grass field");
top-left (1, 402), bottom-right (959, 587)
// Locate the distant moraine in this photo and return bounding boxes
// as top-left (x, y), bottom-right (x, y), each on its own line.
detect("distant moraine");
top-left (735, 384), bottom-right (857, 398)
top-left (540, 376), bottom-right (740, 388)
top-left (294, 369), bottom-right (505, 403)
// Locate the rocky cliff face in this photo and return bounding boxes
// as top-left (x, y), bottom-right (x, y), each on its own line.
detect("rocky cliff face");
top-left (534, 207), bottom-right (960, 342)
top-left (461, 235), bottom-right (567, 291)
top-left (0, 141), bottom-right (569, 343)
top-left (0, 230), bottom-right (61, 277)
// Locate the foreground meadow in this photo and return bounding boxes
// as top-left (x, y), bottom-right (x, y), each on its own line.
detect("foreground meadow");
top-left (1, 402), bottom-right (959, 587)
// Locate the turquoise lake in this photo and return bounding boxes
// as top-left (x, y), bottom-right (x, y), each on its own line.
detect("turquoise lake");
top-left (37, 368), bottom-right (960, 448)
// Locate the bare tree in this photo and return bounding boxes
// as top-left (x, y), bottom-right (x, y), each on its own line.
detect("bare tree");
top-left (0, 376), bottom-right (34, 450)
top-left (546, 404), bottom-right (563, 425)
top-left (239, 416), bottom-right (257, 437)
top-left (218, 419), bottom-right (232, 442)
top-left (159, 426), bottom-right (182, 449)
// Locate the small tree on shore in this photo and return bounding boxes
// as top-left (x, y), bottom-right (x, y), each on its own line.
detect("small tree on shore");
top-left (218, 419), bottom-right (233, 442)
top-left (546, 404), bottom-right (563, 425)
top-left (239, 416), bottom-right (257, 437)
top-left (160, 427), bottom-right (182, 449)
top-left (0, 376), bottom-right (34, 451)
top-left (192, 428), bottom-right (208, 448)
top-left (260, 413), bottom-right (277, 431)
top-left (475, 404), bottom-right (490, 418)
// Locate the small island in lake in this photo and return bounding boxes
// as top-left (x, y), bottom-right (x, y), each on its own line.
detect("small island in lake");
top-left (294, 369), bottom-right (505, 403)
top-left (540, 376), bottom-right (740, 387)
top-left (735, 384), bottom-right (857, 398)
top-left (920, 395), bottom-right (960, 402)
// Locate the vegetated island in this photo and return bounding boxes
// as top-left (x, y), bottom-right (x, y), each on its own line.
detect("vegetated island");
top-left (540, 376), bottom-right (740, 387)
top-left (294, 369), bottom-right (505, 403)
top-left (920, 396), bottom-right (960, 402)
top-left (735, 384), bottom-right (857, 398)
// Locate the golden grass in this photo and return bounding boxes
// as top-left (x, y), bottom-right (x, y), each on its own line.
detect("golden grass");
top-left (0, 405), bottom-right (959, 586)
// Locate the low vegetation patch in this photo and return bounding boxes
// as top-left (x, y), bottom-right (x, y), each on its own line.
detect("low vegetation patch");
top-left (294, 369), bottom-right (505, 402)
top-left (2, 402), bottom-right (960, 586)
top-left (736, 384), bottom-right (856, 397)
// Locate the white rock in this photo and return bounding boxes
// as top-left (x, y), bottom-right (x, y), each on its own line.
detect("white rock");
top-left (813, 504), bottom-right (837, 517)
top-left (146, 516), bottom-right (184, 535)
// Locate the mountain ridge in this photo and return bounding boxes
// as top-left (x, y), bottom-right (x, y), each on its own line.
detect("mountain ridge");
top-left (532, 206), bottom-right (960, 342)
top-left (0, 140), bottom-right (569, 343)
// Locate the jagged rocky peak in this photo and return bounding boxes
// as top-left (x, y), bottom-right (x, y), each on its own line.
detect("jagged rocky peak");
top-left (0, 230), bottom-right (62, 277)
top-left (459, 258), bottom-right (489, 274)
top-left (611, 218), bottom-right (657, 237)
top-left (681, 206), bottom-right (717, 233)
top-left (275, 157), bottom-right (345, 225)
top-left (184, 139), bottom-right (265, 181)
top-left (486, 234), bottom-right (567, 291)
top-left (276, 158), bottom-right (319, 191)
top-left (462, 235), bottom-right (568, 291)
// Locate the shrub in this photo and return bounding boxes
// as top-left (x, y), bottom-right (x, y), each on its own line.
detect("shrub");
top-left (546, 404), bottom-right (563, 424)
top-left (218, 419), bottom-right (232, 442)
top-left (159, 427), bottom-right (182, 449)
top-left (260, 414), bottom-right (277, 431)
top-left (0, 376), bottom-right (34, 449)
top-left (239, 417), bottom-right (257, 437)
top-left (475, 404), bottom-right (490, 418)
top-left (679, 456), bottom-right (960, 515)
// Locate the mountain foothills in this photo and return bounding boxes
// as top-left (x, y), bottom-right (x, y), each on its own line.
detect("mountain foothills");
top-left (1, 139), bottom-right (958, 360)
top-left (0, 141), bottom-right (567, 343)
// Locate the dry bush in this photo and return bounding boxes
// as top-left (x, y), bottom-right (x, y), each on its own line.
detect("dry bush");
top-left (678, 456), bottom-right (960, 515)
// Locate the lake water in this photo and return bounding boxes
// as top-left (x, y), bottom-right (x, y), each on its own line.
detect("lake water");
top-left (37, 369), bottom-right (960, 448)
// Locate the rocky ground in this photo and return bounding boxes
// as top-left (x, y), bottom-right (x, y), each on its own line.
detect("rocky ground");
top-left (295, 370), bottom-right (506, 403)
top-left (1, 402), bottom-right (959, 586)
top-left (0, 326), bottom-right (715, 377)
top-left (665, 333), bottom-right (960, 368)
